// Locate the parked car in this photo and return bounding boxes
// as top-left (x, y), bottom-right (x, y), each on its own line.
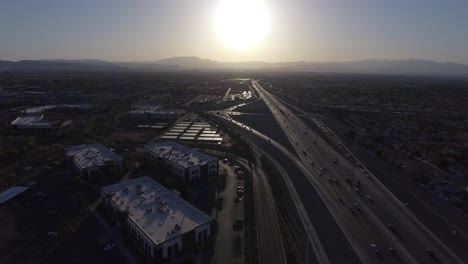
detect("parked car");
top-left (47, 232), bottom-right (58, 237)
top-left (104, 243), bottom-right (116, 251)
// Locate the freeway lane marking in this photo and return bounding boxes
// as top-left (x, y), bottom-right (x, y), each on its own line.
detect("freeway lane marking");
top-left (253, 80), bottom-right (464, 264)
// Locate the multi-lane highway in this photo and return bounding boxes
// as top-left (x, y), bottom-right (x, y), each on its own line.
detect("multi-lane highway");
top-left (250, 80), bottom-right (463, 264)
top-left (212, 103), bottom-right (362, 263)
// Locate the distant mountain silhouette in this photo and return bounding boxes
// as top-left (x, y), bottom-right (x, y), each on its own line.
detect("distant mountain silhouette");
top-left (0, 60), bottom-right (124, 72)
top-left (1, 57), bottom-right (468, 76)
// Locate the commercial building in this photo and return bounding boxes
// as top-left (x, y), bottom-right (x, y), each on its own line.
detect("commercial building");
top-left (128, 109), bottom-right (177, 121)
top-left (25, 104), bottom-right (95, 114)
top-left (65, 144), bottom-right (123, 178)
top-left (0, 186), bottom-right (30, 204)
top-left (101, 176), bottom-right (213, 261)
top-left (143, 142), bottom-right (218, 184)
top-left (11, 115), bottom-right (57, 131)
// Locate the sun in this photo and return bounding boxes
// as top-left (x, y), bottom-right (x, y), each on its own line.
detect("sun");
top-left (214, 0), bottom-right (270, 50)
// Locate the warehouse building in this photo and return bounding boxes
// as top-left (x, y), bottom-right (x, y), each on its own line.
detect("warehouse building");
top-left (102, 176), bottom-right (213, 261)
top-left (143, 142), bottom-right (218, 184)
top-left (65, 144), bottom-right (123, 178)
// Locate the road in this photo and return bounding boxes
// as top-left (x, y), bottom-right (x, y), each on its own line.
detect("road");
top-left (206, 150), bottom-right (287, 264)
top-left (251, 80), bottom-right (463, 264)
top-left (240, 154), bottom-right (287, 264)
top-left (212, 161), bottom-right (244, 264)
top-left (209, 112), bottom-right (358, 264)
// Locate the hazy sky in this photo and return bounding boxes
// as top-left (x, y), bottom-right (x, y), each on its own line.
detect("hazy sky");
top-left (1, 0), bottom-right (468, 63)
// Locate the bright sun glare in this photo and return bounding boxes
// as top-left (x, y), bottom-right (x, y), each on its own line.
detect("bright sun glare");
top-left (215, 0), bottom-right (270, 50)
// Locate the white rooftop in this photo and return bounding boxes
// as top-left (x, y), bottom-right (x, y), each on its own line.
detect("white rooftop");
top-left (128, 109), bottom-right (176, 115)
top-left (65, 144), bottom-right (123, 169)
top-left (102, 176), bottom-right (212, 246)
top-left (0, 186), bottom-right (30, 204)
top-left (11, 115), bottom-right (52, 127)
top-left (25, 104), bottom-right (94, 114)
top-left (134, 104), bottom-right (162, 110)
top-left (144, 142), bottom-right (217, 168)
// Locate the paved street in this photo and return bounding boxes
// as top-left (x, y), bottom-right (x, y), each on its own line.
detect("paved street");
top-left (211, 112), bottom-right (360, 264)
top-left (251, 80), bottom-right (464, 264)
top-left (213, 162), bottom-right (244, 264)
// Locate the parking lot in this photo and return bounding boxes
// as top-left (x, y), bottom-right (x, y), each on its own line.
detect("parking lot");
top-left (212, 159), bottom-right (245, 264)
top-left (0, 163), bottom-right (99, 263)
top-left (45, 213), bottom-right (127, 264)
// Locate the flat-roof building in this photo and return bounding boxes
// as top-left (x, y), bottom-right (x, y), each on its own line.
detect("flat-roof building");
top-left (24, 104), bottom-right (94, 114)
top-left (102, 176), bottom-right (213, 261)
top-left (128, 109), bottom-right (177, 121)
top-left (65, 144), bottom-right (123, 178)
top-left (144, 142), bottom-right (218, 184)
top-left (11, 115), bottom-right (57, 131)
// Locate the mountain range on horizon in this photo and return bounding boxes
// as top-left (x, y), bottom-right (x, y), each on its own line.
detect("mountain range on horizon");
top-left (1, 56), bottom-right (468, 76)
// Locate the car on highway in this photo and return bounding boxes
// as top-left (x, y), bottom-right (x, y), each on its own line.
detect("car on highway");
top-left (370, 244), bottom-right (380, 253)
top-left (354, 188), bottom-right (362, 196)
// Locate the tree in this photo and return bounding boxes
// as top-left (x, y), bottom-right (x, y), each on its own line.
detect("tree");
top-left (123, 151), bottom-right (137, 171)
top-left (26, 136), bottom-right (37, 149)
top-left (104, 161), bottom-right (124, 180)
